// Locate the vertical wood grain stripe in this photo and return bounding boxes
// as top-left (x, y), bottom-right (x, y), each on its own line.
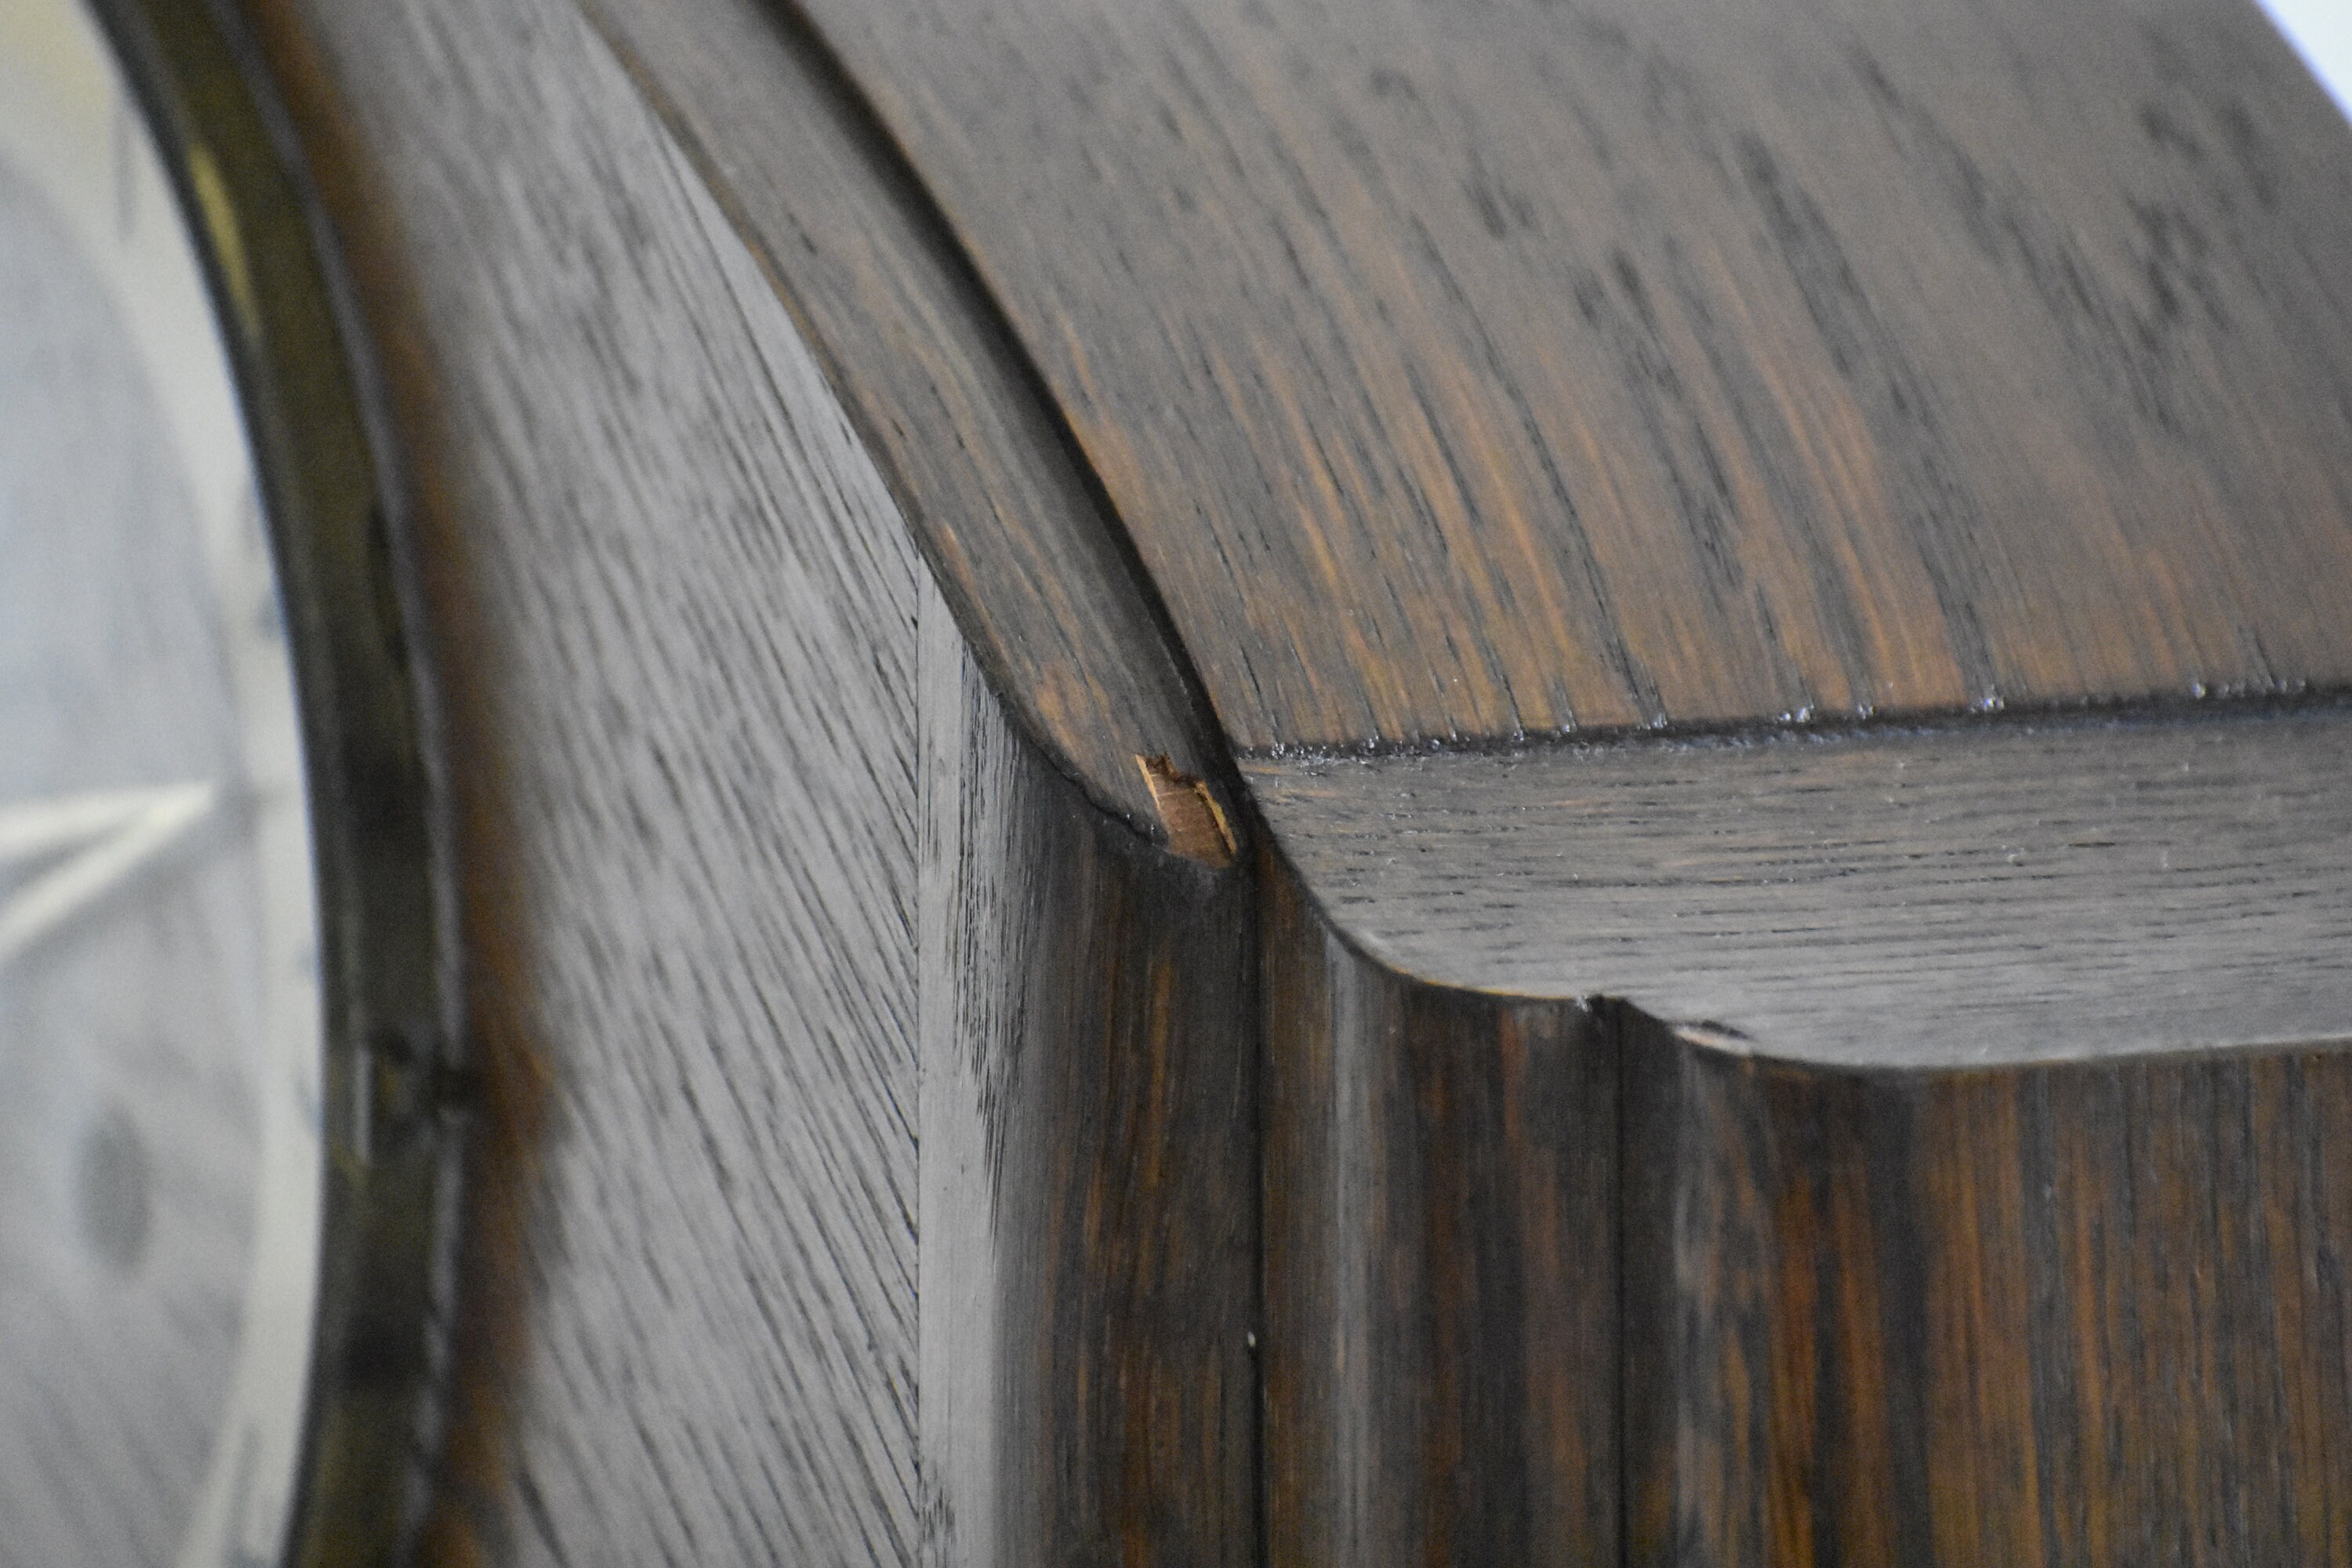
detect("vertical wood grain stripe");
top-left (1625, 1022), bottom-right (2352, 1567)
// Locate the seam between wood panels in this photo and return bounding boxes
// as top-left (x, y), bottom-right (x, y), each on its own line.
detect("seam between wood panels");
top-left (1613, 999), bottom-right (1632, 1568)
top-left (1235, 685), bottom-right (2352, 766)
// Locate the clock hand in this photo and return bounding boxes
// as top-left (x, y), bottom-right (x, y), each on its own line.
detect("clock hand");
top-left (0, 783), bottom-right (220, 967)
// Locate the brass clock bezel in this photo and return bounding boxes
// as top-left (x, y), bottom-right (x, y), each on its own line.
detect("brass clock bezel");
top-left (80, 0), bottom-right (463, 1562)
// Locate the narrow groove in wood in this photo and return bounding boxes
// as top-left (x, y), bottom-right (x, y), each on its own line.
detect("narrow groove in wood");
top-left (1239, 687), bottom-right (2352, 764)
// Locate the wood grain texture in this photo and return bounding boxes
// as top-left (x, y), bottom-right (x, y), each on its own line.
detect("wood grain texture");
top-left (250, 0), bottom-right (929, 1557)
top-left (800, 0), bottom-right (2352, 753)
top-left (1261, 859), bottom-right (1616, 1568)
top-left (1623, 1014), bottom-right (2352, 1567)
top-left (574, 0), bottom-right (1232, 849)
top-left (1250, 706), bottom-right (2352, 1064)
top-left (919, 578), bottom-right (1257, 1566)
top-left (240, 0), bottom-right (2352, 1559)
top-left (1263, 874), bottom-right (2352, 1568)
top-left (256, 2), bottom-right (1265, 1560)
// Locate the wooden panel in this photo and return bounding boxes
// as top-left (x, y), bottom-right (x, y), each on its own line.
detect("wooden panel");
top-left (801, 0), bottom-right (2352, 752)
top-left (1263, 882), bottom-right (2352, 1568)
top-left (574, 0), bottom-right (1232, 850)
top-left (1248, 706), bottom-right (2352, 1064)
top-left (249, 0), bottom-right (928, 1557)
top-left (1261, 860), bottom-right (1616, 1567)
top-left (240, 0), bottom-right (2352, 1561)
top-left (1623, 1017), bottom-right (2352, 1566)
top-left (918, 579), bottom-right (1257, 1565)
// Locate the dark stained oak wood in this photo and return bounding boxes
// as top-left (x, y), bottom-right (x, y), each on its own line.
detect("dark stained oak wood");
top-left (227, 0), bottom-right (2352, 1560)
top-left (1265, 878), bottom-right (2352, 1566)
top-left (250, 0), bottom-right (1261, 1561)
top-left (1623, 1014), bottom-right (2352, 1567)
top-left (1249, 689), bottom-right (2352, 1564)
top-left (250, 0), bottom-right (936, 1555)
top-left (800, 0), bottom-right (2352, 753)
top-left (575, 0), bottom-right (1234, 851)
top-left (1247, 705), bottom-right (2352, 1063)
top-left (920, 587), bottom-right (1257, 1566)
top-left (1261, 861), bottom-right (1614, 1568)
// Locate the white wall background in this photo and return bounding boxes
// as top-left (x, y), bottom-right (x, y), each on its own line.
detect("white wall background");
top-left (2262, 0), bottom-right (2352, 116)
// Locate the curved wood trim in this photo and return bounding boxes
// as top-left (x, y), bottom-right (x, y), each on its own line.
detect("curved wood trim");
top-left (579, 0), bottom-right (1239, 855)
top-left (793, 0), bottom-right (2352, 755)
top-left (245, 0), bottom-right (1264, 1559)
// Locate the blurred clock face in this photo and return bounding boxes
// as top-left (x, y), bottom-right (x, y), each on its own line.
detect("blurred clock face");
top-left (0, 1), bottom-right (326, 1563)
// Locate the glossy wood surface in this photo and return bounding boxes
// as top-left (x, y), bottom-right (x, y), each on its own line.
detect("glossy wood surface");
top-left (253, 0), bottom-right (1261, 1559)
top-left (1266, 884), bottom-right (2352, 1566)
top-left (803, 0), bottom-right (2352, 753)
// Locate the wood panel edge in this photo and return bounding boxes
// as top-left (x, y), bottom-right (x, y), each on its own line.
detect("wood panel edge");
top-left (581, 0), bottom-right (1244, 859)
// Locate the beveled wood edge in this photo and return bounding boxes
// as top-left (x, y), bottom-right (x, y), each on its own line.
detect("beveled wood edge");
top-left (1248, 698), bottom-right (2352, 1067)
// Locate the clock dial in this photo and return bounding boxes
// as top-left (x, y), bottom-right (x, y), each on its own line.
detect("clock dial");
top-left (0, 1), bottom-right (326, 1563)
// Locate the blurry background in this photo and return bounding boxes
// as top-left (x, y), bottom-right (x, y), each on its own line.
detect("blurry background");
top-left (2263, 0), bottom-right (2352, 113)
